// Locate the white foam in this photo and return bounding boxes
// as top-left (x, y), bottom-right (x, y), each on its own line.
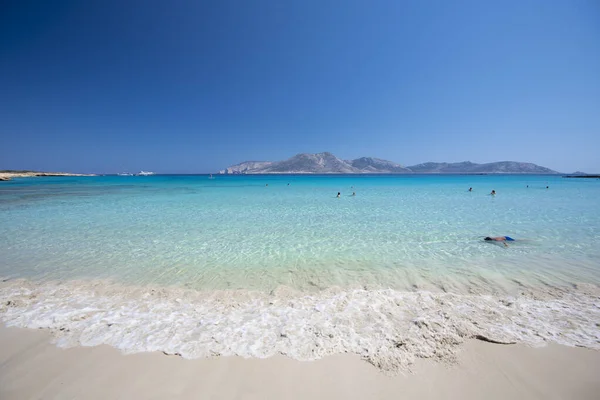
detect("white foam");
top-left (1, 279), bottom-right (599, 371)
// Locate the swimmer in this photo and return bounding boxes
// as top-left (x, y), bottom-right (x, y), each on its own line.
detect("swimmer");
top-left (490, 189), bottom-right (496, 195)
top-left (468, 187), bottom-right (472, 192)
top-left (352, 192), bottom-right (356, 196)
top-left (484, 236), bottom-right (515, 247)
top-left (337, 192), bottom-right (341, 198)
top-left (546, 186), bottom-right (549, 189)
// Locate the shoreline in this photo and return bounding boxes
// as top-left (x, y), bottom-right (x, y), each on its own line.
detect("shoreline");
top-left (0, 171), bottom-right (95, 181)
top-left (1, 325), bottom-right (599, 399)
top-left (2, 277), bottom-right (599, 373)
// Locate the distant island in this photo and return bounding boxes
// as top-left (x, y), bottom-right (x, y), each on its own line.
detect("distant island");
top-left (219, 153), bottom-right (559, 174)
top-left (0, 170), bottom-right (95, 181)
top-left (563, 172), bottom-right (599, 178)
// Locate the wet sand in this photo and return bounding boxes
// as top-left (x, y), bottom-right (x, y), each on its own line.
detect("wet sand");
top-left (1, 326), bottom-right (598, 400)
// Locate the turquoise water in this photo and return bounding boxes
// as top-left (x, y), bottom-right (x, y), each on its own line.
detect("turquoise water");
top-left (2, 174), bottom-right (599, 292)
top-left (1, 175), bottom-right (599, 369)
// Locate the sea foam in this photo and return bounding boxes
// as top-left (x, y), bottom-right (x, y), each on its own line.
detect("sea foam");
top-left (1, 279), bottom-right (599, 372)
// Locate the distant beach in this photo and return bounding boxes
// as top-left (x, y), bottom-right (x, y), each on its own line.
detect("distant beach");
top-left (0, 171), bottom-right (95, 181)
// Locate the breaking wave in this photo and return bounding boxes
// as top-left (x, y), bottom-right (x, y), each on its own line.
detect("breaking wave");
top-left (1, 278), bottom-right (599, 372)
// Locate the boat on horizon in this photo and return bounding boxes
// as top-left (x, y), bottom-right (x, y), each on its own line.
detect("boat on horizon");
top-left (137, 171), bottom-right (155, 176)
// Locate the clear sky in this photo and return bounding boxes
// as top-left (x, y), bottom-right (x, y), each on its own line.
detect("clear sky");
top-left (1, 1), bottom-right (599, 173)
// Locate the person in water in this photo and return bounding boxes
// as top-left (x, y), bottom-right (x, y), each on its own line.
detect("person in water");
top-left (468, 187), bottom-right (472, 192)
top-left (352, 192), bottom-right (356, 196)
top-left (490, 189), bottom-right (496, 195)
top-left (484, 236), bottom-right (515, 247)
top-left (337, 192), bottom-right (341, 198)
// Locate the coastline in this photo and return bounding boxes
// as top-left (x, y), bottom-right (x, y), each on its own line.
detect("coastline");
top-left (1, 277), bottom-right (599, 373)
top-left (0, 171), bottom-right (95, 181)
top-left (1, 325), bottom-right (599, 399)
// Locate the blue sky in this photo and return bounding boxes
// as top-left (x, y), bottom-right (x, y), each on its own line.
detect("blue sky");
top-left (1, 0), bottom-right (599, 173)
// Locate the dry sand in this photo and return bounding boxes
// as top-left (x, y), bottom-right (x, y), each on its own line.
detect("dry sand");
top-left (0, 172), bottom-right (94, 181)
top-left (1, 326), bottom-right (598, 399)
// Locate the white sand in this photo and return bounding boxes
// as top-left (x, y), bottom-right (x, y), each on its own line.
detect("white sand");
top-left (3, 278), bottom-right (599, 372)
top-left (0, 172), bottom-right (94, 180)
top-left (1, 326), bottom-right (598, 400)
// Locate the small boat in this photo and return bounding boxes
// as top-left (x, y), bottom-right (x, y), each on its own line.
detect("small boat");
top-left (137, 171), bottom-right (155, 176)
top-left (117, 172), bottom-right (134, 176)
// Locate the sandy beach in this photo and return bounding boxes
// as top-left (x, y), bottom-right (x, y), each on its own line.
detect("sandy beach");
top-left (1, 326), bottom-right (598, 400)
top-left (0, 172), bottom-right (95, 181)
top-left (2, 0), bottom-right (599, 398)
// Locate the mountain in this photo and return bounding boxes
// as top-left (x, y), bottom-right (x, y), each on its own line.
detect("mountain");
top-left (219, 153), bottom-right (559, 174)
top-left (222, 152), bottom-right (355, 174)
top-left (220, 161), bottom-right (274, 175)
top-left (345, 157), bottom-right (412, 173)
top-left (268, 152), bottom-right (355, 173)
top-left (406, 161), bottom-right (477, 173)
top-left (406, 161), bottom-right (558, 174)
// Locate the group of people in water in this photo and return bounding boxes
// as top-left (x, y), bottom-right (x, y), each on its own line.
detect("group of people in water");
top-left (269, 183), bottom-right (545, 247)
top-left (468, 186), bottom-right (551, 245)
top-left (469, 187), bottom-right (497, 195)
top-left (336, 185), bottom-right (357, 198)
top-left (468, 186), bottom-right (548, 195)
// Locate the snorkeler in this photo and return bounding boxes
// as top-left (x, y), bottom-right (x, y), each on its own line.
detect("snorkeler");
top-left (484, 236), bottom-right (515, 247)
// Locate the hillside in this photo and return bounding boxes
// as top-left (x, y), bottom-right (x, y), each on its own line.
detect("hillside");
top-left (220, 154), bottom-right (559, 174)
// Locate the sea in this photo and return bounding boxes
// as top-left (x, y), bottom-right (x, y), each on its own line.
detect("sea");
top-left (1, 174), bottom-right (599, 370)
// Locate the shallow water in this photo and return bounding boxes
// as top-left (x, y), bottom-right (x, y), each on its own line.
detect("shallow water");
top-left (1, 175), bottom-right (599, 369)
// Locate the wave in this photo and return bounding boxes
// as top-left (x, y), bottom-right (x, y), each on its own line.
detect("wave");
top-left (1, 278), bottom-right (599, 372)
